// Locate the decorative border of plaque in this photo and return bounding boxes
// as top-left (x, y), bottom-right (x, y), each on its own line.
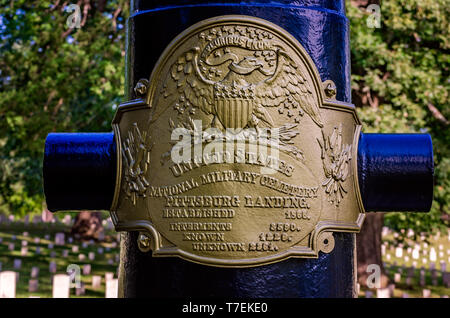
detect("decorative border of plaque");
top-left (110, 15), bottom-right (365, 267)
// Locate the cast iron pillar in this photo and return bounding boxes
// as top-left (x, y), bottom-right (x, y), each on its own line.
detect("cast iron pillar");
top-left (120, 0), bottom-right (356, 298)
top-left (43, 0), bottom-right (434, 298)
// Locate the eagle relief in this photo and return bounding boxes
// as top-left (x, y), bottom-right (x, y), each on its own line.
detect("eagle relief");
top-left (160, 23), bottom-right (323, 130)
top-left (113, 16), bottom-right (364, 267)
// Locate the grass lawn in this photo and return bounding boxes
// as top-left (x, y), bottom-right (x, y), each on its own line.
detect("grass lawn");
top-left (0, 220), bottom-right (119, 298)
top-left (0, 218), bottom-right (448, 298)
top-left (358, 230), bottom-right (450, 298)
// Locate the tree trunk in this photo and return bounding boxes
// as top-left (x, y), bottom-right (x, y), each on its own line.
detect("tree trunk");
top-left (70, 211), bottom-right (104, 241)
top-left (356, 213), bottom-right (389, 288)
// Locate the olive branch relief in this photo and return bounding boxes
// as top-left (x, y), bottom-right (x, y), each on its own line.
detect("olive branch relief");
top-left (122, 123), bottom-right (153, 205)
top-left (317, 124), bottom-right (352, 207)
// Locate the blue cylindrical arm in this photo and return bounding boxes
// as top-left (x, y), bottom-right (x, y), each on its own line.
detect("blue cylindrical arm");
top-left (43, 132), bottom-right (117, 211)
top-left (358, 133), bottom-right (434, 212)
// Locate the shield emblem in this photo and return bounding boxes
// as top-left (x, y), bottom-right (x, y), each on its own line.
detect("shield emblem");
top-left (214, 98), bottom-right (254, 129)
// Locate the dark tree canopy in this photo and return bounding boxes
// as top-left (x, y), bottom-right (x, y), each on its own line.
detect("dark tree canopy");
top-left (0, 0), bottom-right (129, 215)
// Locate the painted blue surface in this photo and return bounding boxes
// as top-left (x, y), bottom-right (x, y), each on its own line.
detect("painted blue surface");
top-left (358, 133), bottom-right (434, 212)
top-left (126, 0), bottom-right (351, 103)
top-left (43, 133), bottom-right (116, 211)
top-left (122, 0), bottom-right (356, 298)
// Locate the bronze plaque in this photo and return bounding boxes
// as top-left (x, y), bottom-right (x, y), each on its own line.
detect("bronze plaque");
top-left (110, 15), bottom-right (364, 267)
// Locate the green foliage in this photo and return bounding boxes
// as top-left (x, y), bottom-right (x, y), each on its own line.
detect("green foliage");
top-left (0, 1), bottom-right (129, 216)
top-left (347, 1), bottom-right (449, 235)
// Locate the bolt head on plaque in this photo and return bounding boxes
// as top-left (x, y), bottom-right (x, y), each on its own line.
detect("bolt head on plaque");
top-left (109, 15), bottom-right (364, 267)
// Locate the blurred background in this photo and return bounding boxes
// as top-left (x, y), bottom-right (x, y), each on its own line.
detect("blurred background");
top-left (0, 0), bottom-right (448, 297)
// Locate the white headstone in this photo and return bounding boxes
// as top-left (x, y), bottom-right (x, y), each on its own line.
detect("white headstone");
top-left (32, 216), bottom-right (41, 224)
top-left (88, 252), bottom-right (95, 261)
top-left (20, 247), bottom-right (28, 256)
top-left (443, 273), bottom-right (450, 288)
top-left (394, 273), bottom-right (401, 283)
top-left (404, 256), bottom-right (410, 262)
top-left (0, 271), bottom-right (16, 298)
top-left (105, 272), bottom-right (114, 282)
top-left (82, 264), bottom-right (91, 275)
top-left (23, 231), bottom-right (29, 237)
top-left (376, 288), bottom-right (391, 298)
top-left (72, 245), bottom-right (79, 253)
top-left (439, 251), bottom-right (444, 258)
top-left (13, 259), bottom-right (21, 269)
top-left (8, 243), bottom-right (14, 251)
top-left (78, 254), bottom-right (86, 261)
top-left (75, 282), bottom-right (85, 296)
top-left (34, 237), bottom-right (40, 244)
top-left (62, 215), bottom-right (71, 225)
top-left (407, 229), bottom-right (414, 237)
top-left (430, 248), bottom-right (437, 262)
top-left (413, 248), bottom-right (419, 259)
top-left (386, 254), bottom-right (391, 261)
top-left (420, 269), bottom-right (426, 286)
top-left (55, 233), bottom-right (65, 246)
top-left (106, 218), bottom-right (113, 230)
top-left (28, 279), bottom-right (39, 293)
top-left (381, 245), bottom-right (386, 256)
top-left (105, 279), bottom-right (118, 298)
top-left (21, 240), bottom-right (28, 247)
top-left (52, 274), bottom-right (70, 298)
top-left (92, 275), bottom-right (102, 289)
top-left (395, 247), bottom-right (403, 258)
top-left (31, 267), bottom-right (39, 278)
top-left (49, 261), bottom-right (57, 273)
top-left (42, 209), bottom-right (54, 223)
top-left (422, 289), bottom-right (431, 298)
top-left (406, 277), bottom-right (412, 286)
top-left (402, 293), bottom-right (409, 298)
